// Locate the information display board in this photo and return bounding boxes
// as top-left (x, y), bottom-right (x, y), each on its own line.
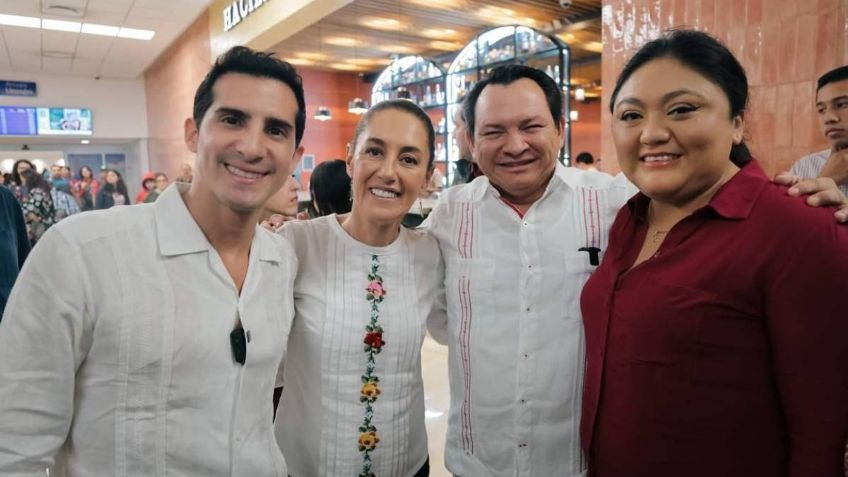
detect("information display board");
top-left (0, 106), bottom-right (37, 135)
top-left (35, 107), bottom-right (93, 135)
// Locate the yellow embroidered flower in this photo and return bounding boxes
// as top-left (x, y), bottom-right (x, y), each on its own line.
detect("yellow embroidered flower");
top-left (358, 431), bottom-right (380, 450)
top-left (360, 381), bottom-right (381, 400)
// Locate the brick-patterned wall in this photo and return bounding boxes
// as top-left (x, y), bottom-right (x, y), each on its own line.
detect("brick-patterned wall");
top-left (600, 0), bottom-right (848, 175)
top-left (143, 11), bottom-right (212, 180)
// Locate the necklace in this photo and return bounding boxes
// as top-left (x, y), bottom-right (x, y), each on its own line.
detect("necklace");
top-left (647, 203), bottom-right (671, 245)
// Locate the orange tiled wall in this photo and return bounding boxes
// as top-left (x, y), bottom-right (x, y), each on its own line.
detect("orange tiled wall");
top-left (143, 11), bottom-right (212, 180)
top-left (296, 68), bottom-right (374, 188)
top-left (600, 0), bottom-right (848, 175)
top-left (571, 99), bottom-right (603, 163)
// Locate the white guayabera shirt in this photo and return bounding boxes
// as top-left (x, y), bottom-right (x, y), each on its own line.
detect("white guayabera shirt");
top-left (425, 164), bottom-right (635, 477)
top-left (0, 184), bottom-right (296, 477)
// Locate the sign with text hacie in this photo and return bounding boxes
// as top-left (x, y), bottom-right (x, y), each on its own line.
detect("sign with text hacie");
top-left (223, 0), bottom-right (271, 32)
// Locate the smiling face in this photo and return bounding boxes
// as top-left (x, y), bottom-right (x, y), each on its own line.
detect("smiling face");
top-left (184, 72), bottom-right (303, 215)
top-left (611, 57), bottom-right (743, 208)
top-left (471, 78), bottom-right (563, 206)
top-left (347, 108), bottom-right (431, 226)
top-left (817, 78), bottom-right (848, 149)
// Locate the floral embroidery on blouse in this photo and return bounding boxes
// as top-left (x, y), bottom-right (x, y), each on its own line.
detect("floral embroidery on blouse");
top-left (359, 254), bottom-right (386, 477)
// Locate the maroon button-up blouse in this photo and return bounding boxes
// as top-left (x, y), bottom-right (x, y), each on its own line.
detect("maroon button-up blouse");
top-left (580, 160), bottom-right (848, 477)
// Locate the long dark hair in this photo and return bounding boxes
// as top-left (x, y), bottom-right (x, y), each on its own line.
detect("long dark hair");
top-left (11, 159), bottom-right (35, 186)
top-left (78, 165), bottom-right (95, 181)
top-left (22, 168), bottom-right (51, 193)
top-left (308, 159), bottom-right (351, 217)
top-left (103, 169), bottom-right (129, 197)
top-left (610, 29), bottom-right (752, 166)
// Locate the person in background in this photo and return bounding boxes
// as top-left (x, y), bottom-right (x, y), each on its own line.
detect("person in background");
top-left (97, 166), bottom-right (109, 185)
top-left (135, 172), bottom-right (156, 203)
top-left (260, 174), bottom-right (301, 224)
top-left (0, 185), bottom-right (29, 319)
top-left (50, 164), bottom-right (71, 193)
top-left (73, 166), bottom-right (100, 211)
top-left (1, 172), bottom-right (11, 186)
top-left (450, 105), bottom-right (482, 185)
top-left (790, 65), bottom-right (848, 196)
top-left (307, 159), bottom-right (351, 217)
top-left (143, 172), bottom-right (170, 203)
top-left (274, 99), bottom-right (440, 477)
top-left (50, 181), bottom-right (80, 221)
top-left (573, 151), bottom-right (600, 171)
top-left (581, 30), bottom-right (848, 477)
top-left (10, 159), bottom-right (35, 201)
top-left (0, 45), bottom-right (304, 476)
top-left (95, 169), bottom-right (130, 209)
top-left (20, 169), bottom-right (56, 245)
top-left (176, 162), bottom-right (194, 183)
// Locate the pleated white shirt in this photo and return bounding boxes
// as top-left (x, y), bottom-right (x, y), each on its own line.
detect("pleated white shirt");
top-left (0, 184), bottom-right (296, 477)
top-left (274, 215), bottom-right (441, 477)
top-left (424, 165), bottom-right (636, 477)
top-left (790, 148), bottom-right (848, 195)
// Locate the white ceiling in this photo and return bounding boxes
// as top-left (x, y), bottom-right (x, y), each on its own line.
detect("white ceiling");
top-left (0, 0), bottom-right (212, 79)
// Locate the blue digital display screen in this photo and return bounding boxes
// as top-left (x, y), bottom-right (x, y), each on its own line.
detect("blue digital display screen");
top-left (0, 106), bottom-right (37, 135)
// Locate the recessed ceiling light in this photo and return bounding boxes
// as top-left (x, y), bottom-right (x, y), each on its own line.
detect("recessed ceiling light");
top-left (328, 63), bottom-right (361, 71)
top-left (421, 28), bottom-right (457, 39)
top-left (42, 18), bottom-right (81, 32)
top-left (81, 23), bottom-right (119, 36)
top-left (361, 18), bottom-right (402, 31)
top-left (429, 40), bottom-right (463, 51)
top-left (0, 14), bottom-right (41, 28)
top-left (80, 139), bottom-right (90, 144)
top-left (377, 45), bottom-right (416, 54)
top-left (117, 27), bottom-right (155, 40)
top-left (325, 37), bottom-right (358, 47)
top-left (285, 58), bottom-right (315, 66)
top-left (294, 52), bottom-right (327, 60)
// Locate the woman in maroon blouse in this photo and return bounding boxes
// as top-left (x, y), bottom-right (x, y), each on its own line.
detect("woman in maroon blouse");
top-left (581, 30), bottom-right (848, 477)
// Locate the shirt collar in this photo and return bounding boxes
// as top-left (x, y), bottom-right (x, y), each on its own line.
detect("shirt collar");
top-left (626, 159), bottom-right (768, 221)
top-left (153, 183), bottom-right (285, 262)
top-left (477, 162), bottom-right (570, 202)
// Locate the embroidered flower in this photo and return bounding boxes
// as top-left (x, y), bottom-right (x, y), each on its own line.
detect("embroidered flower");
top-left (366, 280), bottom-right (386, 300)
top-left (359, 255), bottom-right (386, 476)
top-left (358, 431), bottom-right (380, 451)
top-left (360, 381), bottom-right (381, 402)
top-left (363, 331), bottom-right (385, 351)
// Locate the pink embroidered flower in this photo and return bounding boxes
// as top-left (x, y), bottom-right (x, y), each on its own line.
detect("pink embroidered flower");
top-left (366, 281), bottom-right (385, 299)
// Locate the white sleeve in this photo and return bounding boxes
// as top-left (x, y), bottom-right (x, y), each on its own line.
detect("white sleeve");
top-left (426, 243), bottom-right (448, 345)
top-left (0, 227), bottom-right (93, 475)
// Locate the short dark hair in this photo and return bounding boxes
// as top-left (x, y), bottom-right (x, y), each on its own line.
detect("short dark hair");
top-left (610, 29), bottom-right (752, 166)
top-left (463, 64), bottom-right (563, 137)
top-left (308, 159), bottom-right (352, 217)
top-left (351, 99), bottom-right (436, 169)
top-left (193, 46), bottom-right (306, 146)
top-left (817, 65), bottom-right (848, 93)
top-left (575, 152), bottom-right (594, 165)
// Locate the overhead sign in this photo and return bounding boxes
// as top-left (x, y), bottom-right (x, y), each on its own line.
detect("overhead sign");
top-left (0, 80), bottom-right (37, 97)
top-left (223, 0), bottom-right (271, 32)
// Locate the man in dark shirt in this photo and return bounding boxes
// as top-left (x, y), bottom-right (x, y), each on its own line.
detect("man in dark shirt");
top-left (0, 186), bottom-right (30, 318)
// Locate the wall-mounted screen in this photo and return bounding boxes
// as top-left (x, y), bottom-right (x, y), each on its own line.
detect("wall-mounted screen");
top-left (0, 106), bottom-right (37, 135)
top-left (36, 107), bottom-right (93, 135)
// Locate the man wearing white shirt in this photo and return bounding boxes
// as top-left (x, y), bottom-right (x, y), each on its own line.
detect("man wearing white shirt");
top-left (0, 46), bottom-right (303, 476)
top-left (425, 65), bottom-right (634, 477)
top-left (790, 65), bottom-right (848, 197)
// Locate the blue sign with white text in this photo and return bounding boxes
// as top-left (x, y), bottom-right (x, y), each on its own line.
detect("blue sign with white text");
top-left (0, 81), bottom-right (37, 97)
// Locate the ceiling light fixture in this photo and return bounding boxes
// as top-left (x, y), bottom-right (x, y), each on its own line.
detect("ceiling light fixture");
top-left (80, 139), bottom-right (90, 144)
top-left (348, 97), bottom-right (368, 115)
top-left (569, 110), bottom-right (579, 121)
top-left (41, 18), bottom-right (81, 32)
top-left (0, 14), bottom-right (41, 28)
top-left (347, 4), bottom-right (370, 115)
top-left (575, 87), bottom-right (586, 101)
top-left (314, 106), bottom-right (332, 121)
top-left (325, 36), bottom-right (357, 47)
top-left (81, 23), bottom-right (120, 36)
top-left (117, 27), bottom-right (155, 40)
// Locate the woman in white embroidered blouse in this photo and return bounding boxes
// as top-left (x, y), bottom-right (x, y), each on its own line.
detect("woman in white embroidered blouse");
top-left (274, 100), bottom-right (441, 477)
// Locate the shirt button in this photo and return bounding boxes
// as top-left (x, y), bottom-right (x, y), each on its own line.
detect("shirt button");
top-left (523, 353), bottom-right (529, 358)
top-left (522, 221), bottom-right (528, 227)
top-left (518, 443), bottom-right (528, 448)
top-left (525, 306), bottom-right (531, 312)
top-left (520, 399), bottom-right (526, 404)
